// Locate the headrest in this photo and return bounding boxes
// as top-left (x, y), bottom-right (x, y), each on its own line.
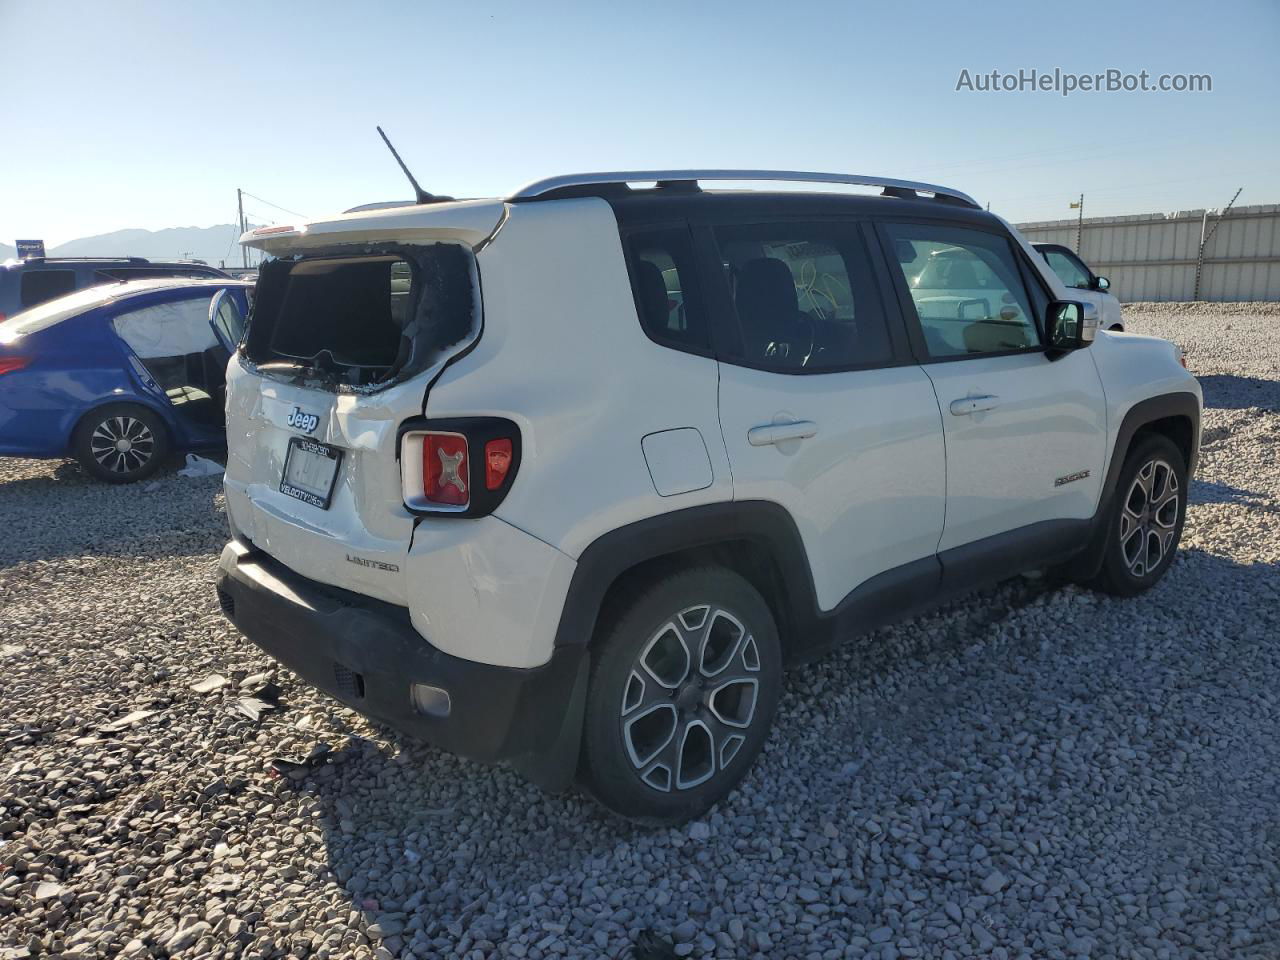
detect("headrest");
top-left (635, 260), bottom-right (670, 331)
top-left (736, 258), bottom-right (797, 328)
top-left (944, 259), bottom-right (979, 288)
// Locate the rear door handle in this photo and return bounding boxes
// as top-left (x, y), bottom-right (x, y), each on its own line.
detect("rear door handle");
top-left (748, 420), bottom-right (818, 446)
top-left (949, 395), bottom-right (1001, 416)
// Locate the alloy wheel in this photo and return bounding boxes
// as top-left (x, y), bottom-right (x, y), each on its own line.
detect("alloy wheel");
top-left (89, 416), bottom-right (155, 475)
top-left (1119, 458), bottom-right (1180, 577)
top-left (620, 604), bottom-right (761, 792)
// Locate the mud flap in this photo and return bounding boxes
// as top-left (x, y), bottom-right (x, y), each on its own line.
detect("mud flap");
top-left (510, 654), bottom-right (589, 793)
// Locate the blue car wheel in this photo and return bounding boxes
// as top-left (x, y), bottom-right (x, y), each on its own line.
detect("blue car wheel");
top-left (71, 403), bottom-right (170, 483)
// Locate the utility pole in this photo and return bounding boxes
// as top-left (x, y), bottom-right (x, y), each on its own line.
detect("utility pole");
top-left (1070, 194), bottom-right (1084, 253)
top-left (237, 188), bottom-right (248, 269)
top-left (1193, 186), bottom-right (1243, 301)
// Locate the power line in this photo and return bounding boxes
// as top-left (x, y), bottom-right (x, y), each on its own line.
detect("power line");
top-left (239, 190), bottom-right (307, 220)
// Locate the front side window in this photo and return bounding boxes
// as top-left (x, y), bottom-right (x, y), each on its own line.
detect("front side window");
top-left (714, 223), bottom-right (892, 371)
top-left (885, 224), bottom-right (1040, 359)
top-left (20, 269), bottom-right (77, 308)
top-left (1042, 247), bottom-right (1093, 289)
top-left (625, 228), bottom-right (709, 352)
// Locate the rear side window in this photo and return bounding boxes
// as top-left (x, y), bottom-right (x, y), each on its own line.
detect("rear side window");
top-left (625, 228), bottom-right (710, 352)
top-left (20, 269), bottom-right (77, 308)
top-left (714, 223), bottom-right (892, 372)
top-left (885, 224), bottom-right (1041, 359)
top-left (243, 243), bottom-right (475, 390)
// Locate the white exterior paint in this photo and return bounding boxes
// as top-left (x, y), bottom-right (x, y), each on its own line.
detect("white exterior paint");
top-left (919, 348), bottom-right (1107, 551)
top-left (641, 429), bottom-right (715, 497)
top-left (432, 198), bottom-right (734, 559)
top-left (240, 199), bottom-right (505, 256)
top-left (717, 363), bottom-right (945, 610)
top-left (221, 184), bottom-right (1201, 673)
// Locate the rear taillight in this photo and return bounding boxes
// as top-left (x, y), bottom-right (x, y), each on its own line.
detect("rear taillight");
top-left (400, 419), bottom-right (521, 517)
top-left (422, 432), bottom-right (469, 507)
top-left (484, 438), bottom-right (513, 490)
top-left (0, 357), bottom-right (28, 375)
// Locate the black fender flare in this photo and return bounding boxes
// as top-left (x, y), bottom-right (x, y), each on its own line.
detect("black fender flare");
top-left (1100, 390), bottom-right (1201, 500)
top-left (551, 500), bottom-right (819, 650)
top-left (1067, 389), bottom-right (1201, 580)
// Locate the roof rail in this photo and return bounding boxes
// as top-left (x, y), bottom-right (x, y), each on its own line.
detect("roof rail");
top-left (508, 169), bottom-right (980, 208)
top-left (18, 256), bottom-right (152, 264)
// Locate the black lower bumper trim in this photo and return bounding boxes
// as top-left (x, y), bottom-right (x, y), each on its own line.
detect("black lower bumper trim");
top-left (216, 544), bottom-right (586, 773)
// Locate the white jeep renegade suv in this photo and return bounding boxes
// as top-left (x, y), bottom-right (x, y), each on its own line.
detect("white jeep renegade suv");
top-left (216, 170), bottom-right (1200, 823)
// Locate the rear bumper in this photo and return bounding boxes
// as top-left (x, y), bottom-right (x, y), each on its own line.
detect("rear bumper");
top-left (216, 540), bottom-right (586, 780)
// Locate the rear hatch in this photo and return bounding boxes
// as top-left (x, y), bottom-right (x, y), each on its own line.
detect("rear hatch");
top-left (224, 216), bottom-right (492, 604)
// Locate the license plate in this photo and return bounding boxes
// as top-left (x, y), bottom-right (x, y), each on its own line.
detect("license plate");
top-left (280, 437), bottom-right (343, 509)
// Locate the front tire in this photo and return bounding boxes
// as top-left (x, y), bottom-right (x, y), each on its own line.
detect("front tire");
top-left (581, 567), bottom-right (782, 824)
top-left (1090, 434), bottom-right (1187, 596)
top-left (72, 404), bottom-right (170, 483)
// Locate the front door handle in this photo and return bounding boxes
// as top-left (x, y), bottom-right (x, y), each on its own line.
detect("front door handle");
top-left (949, 395), bottom-right (1001, 416)
top-left (748, 420), bottom-right (818, 446)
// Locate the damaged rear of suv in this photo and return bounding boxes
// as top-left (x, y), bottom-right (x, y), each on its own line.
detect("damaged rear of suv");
top-left (218, 170), bottom-right (1200, 823)
top-left (218, 197), bottom-right (589, 795)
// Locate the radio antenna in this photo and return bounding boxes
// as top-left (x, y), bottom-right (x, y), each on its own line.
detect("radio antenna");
top-left (376, 126), bottom-right (453, 204)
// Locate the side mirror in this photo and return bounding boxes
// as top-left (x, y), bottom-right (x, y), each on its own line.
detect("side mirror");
top-left (1093, 275), bottom-right (1110, 292)
top-left (1046, 300), bottom-right (1097, 356)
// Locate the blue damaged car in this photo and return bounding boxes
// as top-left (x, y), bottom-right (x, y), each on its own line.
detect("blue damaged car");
top-left (0, 278), bottom-right (250, 482)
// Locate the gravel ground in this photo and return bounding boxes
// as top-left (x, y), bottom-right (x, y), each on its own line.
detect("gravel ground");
top-left (2, 302), bottom-right (1279, 960)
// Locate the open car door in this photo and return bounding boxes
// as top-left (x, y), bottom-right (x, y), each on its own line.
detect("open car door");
top-left (208, 288), bottom-right (247, 355)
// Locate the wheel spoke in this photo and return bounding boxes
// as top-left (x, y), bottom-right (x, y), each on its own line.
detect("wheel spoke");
top-left (1149, 528), bottom-right (1166, 568)
top-left (674, 718), bottom-right (715, 789)
top-left (623, 703), bottom-right (678, 770)
top-left (639, 622), bottom-right (691, 689)
top-left (698, 609), bottom-right (747, 677)
top-left (1135, 462), bottom-right (1154, 499)
top-left (622, 668), bottom-right (672, 717)
top-left (707, 676), bottom-right (759, 729)
top-left (701, 708), bottom-right (748, 769)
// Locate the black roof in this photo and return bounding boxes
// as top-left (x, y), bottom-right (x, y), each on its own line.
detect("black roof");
top-left (604, 189), bottom-right (1005, 231)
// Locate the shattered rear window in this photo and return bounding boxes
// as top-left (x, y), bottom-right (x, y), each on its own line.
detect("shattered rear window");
top-left (242, 243), bottom-right (476, 390)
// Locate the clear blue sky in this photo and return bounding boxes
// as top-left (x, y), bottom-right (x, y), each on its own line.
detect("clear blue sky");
top-left (2, 0), bottom-right (1276, 245)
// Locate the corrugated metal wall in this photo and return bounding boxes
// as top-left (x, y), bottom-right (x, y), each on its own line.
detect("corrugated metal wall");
top-left (1015, 203), bottom-right (1280, 302)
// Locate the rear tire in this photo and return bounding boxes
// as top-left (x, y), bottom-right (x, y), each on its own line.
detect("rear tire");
top-left (580, 567), bottom-right (782, 824)
top-left (72, 404), bottom-right (170, 484)
top-left (1089, 434), bottom-right (1187, 596)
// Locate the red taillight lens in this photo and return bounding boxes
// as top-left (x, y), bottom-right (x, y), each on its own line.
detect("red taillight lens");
top-left (422, 433), bottom-right (469, 506)
top-left (0, 357), bottom-right (28, 376)
top-left (484, 438), bottom-right (513, 490)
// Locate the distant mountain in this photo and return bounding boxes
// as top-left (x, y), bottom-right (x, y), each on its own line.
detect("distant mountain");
top-left (48, 225), bottom-right (252, 268)
top-left (3, 225), bottom-right (260, 268)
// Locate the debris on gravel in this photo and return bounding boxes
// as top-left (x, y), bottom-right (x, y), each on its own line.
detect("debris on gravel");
top-left (1, 303), bottom-right (1278, 959)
